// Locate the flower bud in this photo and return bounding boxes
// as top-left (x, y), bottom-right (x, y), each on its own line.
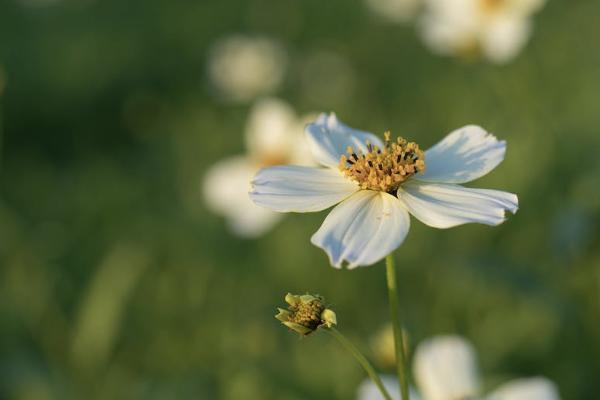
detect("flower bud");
top-left (370, 324), bottom-right (411, 369)
top-left (275, 292), bottom-right (337, 335)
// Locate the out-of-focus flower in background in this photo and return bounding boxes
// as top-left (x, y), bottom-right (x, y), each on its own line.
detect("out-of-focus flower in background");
top-left (207, 35), bottom-right (287, 102)
top-left (413, 336), bottom-right (481, 400)
top-left (358, 335), bottom-right (560, 400)
top-left (364, 0), bottom-right (421, 23)
top-left (251, 114), bottom-right (517, 268)
top-left (486, 378), bottom-right (561, 400)
top-left (371, 324), bottom-right (398, 370)
top-left (203, 98), bottom-right (314, 237)
top-left (419, 0), bottom-right (546, 63)
top-left (357, 375), bottom-right (422, 400)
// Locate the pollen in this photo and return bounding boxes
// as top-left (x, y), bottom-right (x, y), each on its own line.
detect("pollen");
top-left (339, 131), bottom-right (425, 192)
top-left (290, 296), bottom-right (326, 331)
top-left (481, 0), bottom-right (506, 14)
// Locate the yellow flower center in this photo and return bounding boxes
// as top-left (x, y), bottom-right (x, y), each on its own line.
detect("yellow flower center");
top-left (290, 298), bottom-right (326, 331)
top-left (339, 132), bottom-right (425, 192)
top-left (480, 0), bottom-right (506, 15)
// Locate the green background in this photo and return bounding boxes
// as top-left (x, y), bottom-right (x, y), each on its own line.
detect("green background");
top-left (0, 0), bottom-right (598, 399)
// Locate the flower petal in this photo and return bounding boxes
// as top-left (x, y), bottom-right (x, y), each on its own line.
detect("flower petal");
top-left (305, 113), bottom-right (384, 168)
top-left (311, 191), bottom-right (410, 269)
top-left (245, 97), bottom-right (298, 160)
top-left (413, 336), bottom-right (481, 400)
top-left (486, 377), bottom-right (560, 400)
top-left (357, 376), bottom-right (421, 400)
top-left (398, 181), bottom-right (518, 229)
top-left (250, 165), bottom-right (358, 212)
top-left (481, 16), bottom-right (531, 64)
top-left (416, 125), bottom-right (506, 183)
top-left (203, 156), bottom-right (282, 237)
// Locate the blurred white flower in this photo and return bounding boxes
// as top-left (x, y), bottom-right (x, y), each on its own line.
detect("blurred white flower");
top-left (486, 377), bottom-right (560, 400)
top-left (414, 336), bottom-right (480, 400)
top-left (364, 0), bottom-right (421, 23)
top-left (419, 0), bottom-right (546, 63)
top-left (207, 35), bottom-right (287, 102)
top-left (358, 335), bottom-right (561, 400)
top-left (357, 375), bottom-right (421, 400)
top-left (251, 113), bottom-right (517, 268)
top-left (203, 98), bottom-right (314, 237)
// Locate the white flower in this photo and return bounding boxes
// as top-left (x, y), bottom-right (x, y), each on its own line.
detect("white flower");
top-left (364, 0), bottom-right (421, 23)
top-left (419, 0), bottom-right (546, 63)
top-left (357, 375), bottom-right (422, 400)
top-left (250, 113), bottom-right (518, 268)
top-left (207, 35), bottom-right (287, 102)
top-left (358, 335), bottom-right (560, 400)
top-left (203, 98), bottom-right (314, 237)
top-left (486, 377), bottom-right (560, 400)
top-left (414, 336), bottom-right (480, 400)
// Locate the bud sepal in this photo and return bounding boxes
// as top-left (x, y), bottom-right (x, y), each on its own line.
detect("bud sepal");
top-left (275, 293), bottom-right (337, 336)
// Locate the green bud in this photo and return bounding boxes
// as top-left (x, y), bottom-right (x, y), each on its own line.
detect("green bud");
top-left (275, 292), bottom-right (337, 336)
top-left (282, 321), bottom-right (313, 335)
top-left (285, 293), bottom-right (300, 306)
top-left (320, 308), bottom-right (337, 328)
top-left (275, 308), bottom-right (292, 322)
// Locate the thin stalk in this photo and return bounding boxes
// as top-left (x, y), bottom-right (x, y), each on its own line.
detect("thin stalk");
top-left (385, 253), bottom-right (410, 400)
top-left (325, 327), bottom-right (392, 400)
top-left (0, 98), bottom-right (3, 175)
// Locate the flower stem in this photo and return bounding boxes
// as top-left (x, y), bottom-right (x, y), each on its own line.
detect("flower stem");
top-left (386, 253), bottom-right (410, 400)
top-left (325, 327), bottom-right (393, 400)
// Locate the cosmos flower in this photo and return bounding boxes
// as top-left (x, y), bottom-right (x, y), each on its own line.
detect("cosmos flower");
top-left (203, 98), bottom-right (314, 237)
top-left (419, 0), bottom-right (546, 63)
top-left (250, 113), bottom-right (518, 268)
top-left (413, 336), bottom-right (481, 400)
top-left (207, 35), bottom-right (287, 102)
top-left (357, 376), bottom-right (422, 400)
top-left (358, 335), bottom-right (560, 400)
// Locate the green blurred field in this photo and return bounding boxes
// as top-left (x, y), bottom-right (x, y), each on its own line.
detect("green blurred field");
top-left (0, 0), bottom-right (599, 399)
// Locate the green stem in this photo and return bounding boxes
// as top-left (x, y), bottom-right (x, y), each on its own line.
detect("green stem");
top-left (325, 327), bottom-right (393, 400)
top-left (386, 253), bottom-right (410, 400)
top-left (0, 97), bottom-right (3, 175)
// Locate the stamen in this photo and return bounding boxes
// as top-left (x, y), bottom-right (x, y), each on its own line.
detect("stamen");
top-left (339, 132), bottom-right (425, 192)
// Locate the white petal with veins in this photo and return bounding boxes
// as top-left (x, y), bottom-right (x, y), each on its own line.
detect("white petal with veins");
top-left (305, 113), bottom-right (385, 168)
top-left (203, 156), bottom-right (281, 237)
top-left (398, 181), bottom-right (518, 228)
top-left (250, 165), bottom-right (358, 213)
top-left (311, 191), bottom-right (410, 269)
top-left (416, 125), bottom-right (506, 184)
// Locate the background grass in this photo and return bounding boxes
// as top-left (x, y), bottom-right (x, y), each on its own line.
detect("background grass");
top-left (0, 0), bottom-right (599, 399)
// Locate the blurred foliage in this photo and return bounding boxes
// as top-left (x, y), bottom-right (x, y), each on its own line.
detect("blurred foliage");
top-left (0, 0), bottom-right (599, 399)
